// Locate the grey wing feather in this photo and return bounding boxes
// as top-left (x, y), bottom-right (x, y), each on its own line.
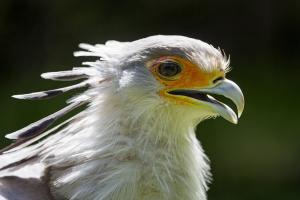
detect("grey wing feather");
top-left (0, 176), bottom-right (55, 200)
top-left (0, 158), bottom-right (55, 200)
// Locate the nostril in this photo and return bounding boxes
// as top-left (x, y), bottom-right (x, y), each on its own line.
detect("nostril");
top-left (213, 76), bottom-right (224, 84)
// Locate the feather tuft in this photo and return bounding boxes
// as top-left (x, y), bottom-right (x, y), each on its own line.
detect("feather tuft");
top-left (41, 70), bottom-right (88, 81)
top-left (5, 100), bottom-right (87, 140)
top-left (12, 82), bottom-right (89, 100)
top-left (73, 51), bottom-right (102, 57)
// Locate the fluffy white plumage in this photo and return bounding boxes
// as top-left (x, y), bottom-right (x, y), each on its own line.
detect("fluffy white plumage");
top-left (0, 35), bottom-right (244, 200)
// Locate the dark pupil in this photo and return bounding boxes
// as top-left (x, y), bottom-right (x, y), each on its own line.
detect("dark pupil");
top-left (158, 62), bottom-right (181, 77)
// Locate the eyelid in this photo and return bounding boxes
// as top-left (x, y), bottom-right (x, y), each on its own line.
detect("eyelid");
top-left (155, 58), bottom-right (178, 65)
top-left (213, 76), bottom-right (225, 83)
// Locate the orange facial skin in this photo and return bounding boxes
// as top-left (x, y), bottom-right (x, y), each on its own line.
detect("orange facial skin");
top-left (148, 56), bottom-right (225, 106)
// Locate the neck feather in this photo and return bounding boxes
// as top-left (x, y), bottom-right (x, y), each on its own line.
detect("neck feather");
top-left (39, 87), bottom-right (211, 200)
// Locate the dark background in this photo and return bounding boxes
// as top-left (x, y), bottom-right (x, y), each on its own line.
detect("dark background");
top-left (0, 0), bottom-right (299, 199)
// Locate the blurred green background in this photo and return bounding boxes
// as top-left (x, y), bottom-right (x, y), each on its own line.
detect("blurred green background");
top-left (0, 0), bottom-right (299, 199)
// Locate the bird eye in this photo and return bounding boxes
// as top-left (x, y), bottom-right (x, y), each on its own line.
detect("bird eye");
top-left (157, 61), bottom-right (182, 78)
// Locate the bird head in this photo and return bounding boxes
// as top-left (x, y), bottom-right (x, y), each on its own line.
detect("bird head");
top-left (104, 35), bottom-right (244, 125)
top-left (6, 35), bottom-right (244, 143)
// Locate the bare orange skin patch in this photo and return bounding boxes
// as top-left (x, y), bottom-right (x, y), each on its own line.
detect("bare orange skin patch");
top-left (148, 56), bottom-right (225, 106)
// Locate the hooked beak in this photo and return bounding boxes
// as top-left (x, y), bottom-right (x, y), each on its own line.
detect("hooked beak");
top-left (168, 79), bottom-right (244, 124)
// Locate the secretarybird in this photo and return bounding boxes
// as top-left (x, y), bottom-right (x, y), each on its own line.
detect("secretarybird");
top-left (0, 35), bottom-right (244, 200)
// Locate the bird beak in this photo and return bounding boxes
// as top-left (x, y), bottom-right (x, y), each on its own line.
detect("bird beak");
top-left (167, 79), bottom-right (244, 124)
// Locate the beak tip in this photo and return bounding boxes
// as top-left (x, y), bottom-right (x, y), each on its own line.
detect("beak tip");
top-left (238, 112), bottom-right (242, 118)
top-left (237, 105), bottom-right (244, 118)
top-left (220, 110), bottom-right (238, 124)
top-left (232, 117), bottom-right (238, 124)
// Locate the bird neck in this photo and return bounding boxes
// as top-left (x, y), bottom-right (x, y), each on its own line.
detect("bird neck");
top-left (44, 88), bottom-right (211, 200)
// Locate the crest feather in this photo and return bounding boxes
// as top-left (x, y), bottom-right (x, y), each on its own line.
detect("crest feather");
top-left (41, 69), bottom-right (89, 81)
top-left (5, 100), bottom-right (87, 140)
top-left (12, 82), bottom-right (89, 100)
